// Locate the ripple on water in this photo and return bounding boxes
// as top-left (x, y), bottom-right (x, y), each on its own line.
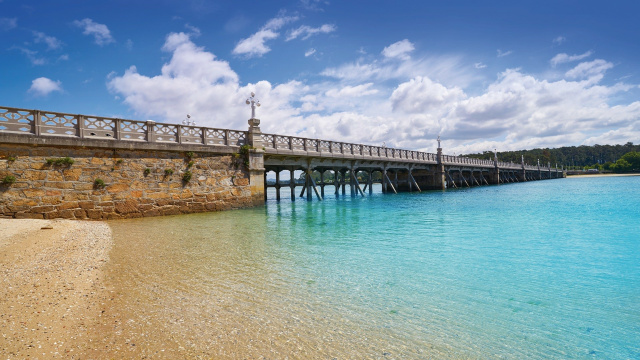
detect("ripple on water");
top-left (103, 178), bottom-right (640, 359)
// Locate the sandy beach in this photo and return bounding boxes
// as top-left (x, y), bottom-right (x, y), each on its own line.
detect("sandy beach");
top-left (0, 219), bottom-right (112, 359)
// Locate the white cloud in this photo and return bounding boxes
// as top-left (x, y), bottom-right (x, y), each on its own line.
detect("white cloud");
top-left (553, 36), bottom-right (566, 45)
top-left (14, 47), bottom-right (46, 65)
top-left (321, 54), bottom-right (477, 89)
top-left (73, 18), bottom-right (114, 46)
top-left (497, 49), bottom-right (512, 58)
top-left (565, 59), bottom-right (613, 80)
top-left (391, 76), bottom-right (464, 113)
top-left (232, 14), bottom-right (298, 58)
top-left (325, 83), bottom-right (378, 98)
top-left (382, 39), bottom-right (415, 60)
top-left (0, 17), bottom-right (17, 31)
top-left (305, 48), bottom-right (316, 57)
top-left (184, 24), bottom-right (201, 37)
top-left (474, 62), bottom-right (487, 69)
top-left (286, 24), bottom-right (336, 41)
top-left (109, 32), bottom-right (301, 130)
top-left (29, 77), bottom-right (62, 96)
top-left (32, 31), bottom-right (63, 50)
top-left (550, 51), bottom-right (592, 67)
top-left (108, 31), bottom-right (640, 158)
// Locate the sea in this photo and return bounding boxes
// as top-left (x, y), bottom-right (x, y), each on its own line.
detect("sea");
top-left (105, 176), bottom-right (640, 359)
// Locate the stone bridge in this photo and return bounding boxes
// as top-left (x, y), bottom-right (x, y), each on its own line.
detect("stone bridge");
top-left (0, 105), bottom-right (564, 207)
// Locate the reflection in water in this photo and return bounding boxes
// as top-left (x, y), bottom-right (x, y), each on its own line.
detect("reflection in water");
top-left (98, 180), bottom-right (640, 359)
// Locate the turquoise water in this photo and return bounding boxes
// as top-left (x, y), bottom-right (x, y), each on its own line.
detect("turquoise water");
top-left (108, 176), bottom-right (640, 359)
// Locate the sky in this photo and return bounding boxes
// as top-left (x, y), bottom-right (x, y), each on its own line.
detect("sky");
top-left (1, 0), bottom-right (640, 155)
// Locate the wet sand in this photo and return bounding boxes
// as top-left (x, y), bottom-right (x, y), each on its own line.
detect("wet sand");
top-left (0, 219), bottom-right (112, 359)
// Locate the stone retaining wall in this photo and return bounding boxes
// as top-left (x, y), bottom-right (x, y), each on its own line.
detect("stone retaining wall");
top-left (0, 143), bottom-right (258, 220)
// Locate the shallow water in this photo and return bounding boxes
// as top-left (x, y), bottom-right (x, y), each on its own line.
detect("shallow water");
top-left (105, 176), bottom-right (640, 359)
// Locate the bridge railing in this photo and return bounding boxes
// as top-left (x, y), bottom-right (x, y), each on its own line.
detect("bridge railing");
top-left (261, 133), bottom-right (440, 163)
top-left (0, 105), bottom-right (561, 172)
top-left (0, 105), bottom-right (247, 146)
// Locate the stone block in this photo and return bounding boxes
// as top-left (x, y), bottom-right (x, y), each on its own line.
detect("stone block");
top-left (143, 208), bottom-right (160, 217)
top-left (74, 183), bottom-right (94, 191)
top-left (58, 201), bottom-right (79, 210)
top-left (87, 209), bottom-right (103, 220)
top-left (15, 212), bottom-right (44, 219)
top-left (12, 199), bottom-right (38, 207)
top-left (22, 188), bottom-right (46, 197)
top-left (115, 199), bottom-right (139, 214)
top-left (31, 205), bottom-right (55, 213)
top-left (74, 209), bottom-right (87, 219)
top-left (234, 177), bottom-right (249, 186)
top-left (78, 201), bottom-right (95, 209)
top-left (41, 196), bottom-right (62, 205)
top-left (107, 183), bottom-right (129, 193)
top-left (63, 168), bottom-right (82, 181)
top-left (161, 206), bottom-right (180, 216)
top-left (22, 170), bottom-right (47, 181)
top-left (47, 171), bottom-right (64, 181)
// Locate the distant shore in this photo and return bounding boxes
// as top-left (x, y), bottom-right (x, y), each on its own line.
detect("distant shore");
top-left (567, 173), bottom-right (640, 178)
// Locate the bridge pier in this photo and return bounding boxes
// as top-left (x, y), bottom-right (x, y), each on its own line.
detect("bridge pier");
top-left (290, 168), bottom-right (296, 201)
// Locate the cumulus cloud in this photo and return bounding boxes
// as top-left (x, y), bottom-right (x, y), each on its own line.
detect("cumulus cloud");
top-left (108, 31), bottom-right (640, 157)
top-left (32, 31), bottom-right (63, 50)
top-left (28, 77), bottom-right (62, 96)
top-left (73, 18), bottom-right (114, 46)
top-left (0, 17), bottom-right (17, 31)
top-left (391, 76), bottom-right (464, 113)
top-left (382, 39), bottom-right (415, 60)
top-left (286, 24), bottom-right (336, 41)
top-left (233, 14), bottom-right (298, 57)
top-left (550, 50), bottom-right (592, 67)
top-left (109, 32), bottom-right (302, 130)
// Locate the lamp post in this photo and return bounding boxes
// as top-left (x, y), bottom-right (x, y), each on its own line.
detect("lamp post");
top-left (182, 114), bottom-right (195, 126)
top-left (246, 92), bottom-right (260, 119)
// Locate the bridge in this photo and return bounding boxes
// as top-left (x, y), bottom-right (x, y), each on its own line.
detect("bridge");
top-left (0, 104), bottom-right (564, 209)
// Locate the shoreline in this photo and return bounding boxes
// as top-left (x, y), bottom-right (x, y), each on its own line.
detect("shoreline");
top-left (567, 173), bottom-right (640, 178)
top-left (0, 218), bottom-right (113, 358)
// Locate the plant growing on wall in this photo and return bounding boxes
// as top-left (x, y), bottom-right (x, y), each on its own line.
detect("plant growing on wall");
top-left (187, 160), bottom-right (194, 169)
top-left (94, 178), bottom-right (106, 189)
top-left (7, 156), bottom-right (16, 162)
top-left (185, 151), bottom-right (195, 159)
top-left (46, 157), bottom-right (74, 166)
top-left (239, 145), bottom-right (254, 168)
top-left (182, 170), bottom-right (192, 182)
top-left (144, 168), bottom-right (151, 176)
top-left (2, 175), bottom-right (16, 185)
top-left (164, 168), bottom-right (174, 176)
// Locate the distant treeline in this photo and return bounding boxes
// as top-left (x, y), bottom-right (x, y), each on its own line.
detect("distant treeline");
top-left (464, 142), bottom-right (639, 170)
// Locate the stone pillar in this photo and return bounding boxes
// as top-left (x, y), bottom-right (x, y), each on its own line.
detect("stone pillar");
top-left (275, 170), bottom-right (281, 201)
top-left (290, 168), bottom-right (296, 201)
top-left (247, 118), bottom-right (265, 205)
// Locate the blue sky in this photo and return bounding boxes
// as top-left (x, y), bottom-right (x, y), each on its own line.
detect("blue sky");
top-left (2, 0), bottom-right (639, 154)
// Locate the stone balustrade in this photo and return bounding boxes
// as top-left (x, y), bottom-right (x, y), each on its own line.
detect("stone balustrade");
top-left (0, 105), bottom-right (558, 171)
